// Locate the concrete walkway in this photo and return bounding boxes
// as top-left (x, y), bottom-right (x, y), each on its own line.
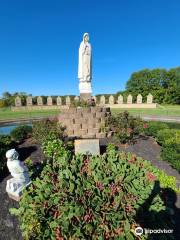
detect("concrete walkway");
top-left (142, 115), bottom-right (180, 123)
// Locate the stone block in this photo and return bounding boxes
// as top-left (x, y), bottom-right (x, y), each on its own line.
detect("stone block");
top-left (88, 122), bottom-right (96, 129)
top-left (76, 112), bottom-right (83, 118)
top-left (95, 123), bottom-right (102, 129)
top-left (82, 108), bottom-right (91, 114)
top-left (86, 134), bottom-right (96, 139)
top-left (66, 129), bottom-right (74, 136)
top-left (81, 118), bottom-right (88, 124)
top-left (74, 118), bottom-right (83, 124)
top-left (67, 124), bottom-right (75, 130)
top-left (96, 112), bottom-right (106, 118)
top-left (82, 123), bottom-right (89, 129)
top-left (95, 118), bottom-right (101, 123)
top-left (88, 128), bottom-right (99, 135)
top-left (80, 129), bottom-right (88, 136)
top-left (74, 123), bottom-right (82, 130)
top-left (96, 132), bottom-right (107, 138)
top-left (88, 117), bottom-right (96, 123)
top-left (68, 108), bottom-right (77, 114)
top-left (76, 108), bottom-right (82, 113)
top-left (90, 107), bottom-right (102, 113)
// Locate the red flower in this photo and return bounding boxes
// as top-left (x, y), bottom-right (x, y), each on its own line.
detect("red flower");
top-left (96, 181), bottom-right (104, 191)
top-left (127, 128), bottom-right (133, 133)
top-left (143, 123), bottom-right (148, 129)
top-left (84, 210), bottom-right (93, 223)
top-left (128, 154), bottom-right (136, 164)
top-left (146, 172), bottom-right (156, 182)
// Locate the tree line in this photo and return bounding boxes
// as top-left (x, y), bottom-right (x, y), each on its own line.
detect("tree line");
top-left (122, 67), bottom-right (180, 104)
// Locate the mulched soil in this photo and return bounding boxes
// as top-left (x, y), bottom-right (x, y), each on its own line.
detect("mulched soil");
top-left (0, 136), bottom-right (180, 239)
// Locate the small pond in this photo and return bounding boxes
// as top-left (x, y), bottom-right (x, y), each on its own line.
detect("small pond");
top-left (0, 122), bottom-right (32, 135)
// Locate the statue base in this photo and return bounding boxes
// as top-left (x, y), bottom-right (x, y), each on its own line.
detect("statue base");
top-left (6, 178), bottom-right (31, 201)
top-left (79, 81), bottom-right (92, 101)
top-left (80, 93), bottom-right (91, 101)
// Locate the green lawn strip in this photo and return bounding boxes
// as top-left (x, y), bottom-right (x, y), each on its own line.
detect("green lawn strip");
top-left (111, 105), bottom-right (180, 117)
top-left (0, 108), bottom-right (60, 120)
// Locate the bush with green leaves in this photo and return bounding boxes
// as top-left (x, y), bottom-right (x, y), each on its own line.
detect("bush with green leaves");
top-left (10, 125), bottom-right (32, 142)
top-left (32, 119), bottom-right (65, 144)
top-left (156, 129), bottom-right (180, 172)
top-left (10, 141), bottom-right (175, 240)
top-left (143, 121), bottom-right (169, 138)
top-left (157, 169), bottom-right (180, 193)
top-left (0, 135), bottom-right (14, 171)
top-left (107, 111), bottom-right (144, 143)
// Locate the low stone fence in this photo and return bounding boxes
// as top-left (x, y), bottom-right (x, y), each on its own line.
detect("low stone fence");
top-left (13, 93), bottom-right (157, 110)
top-left (58, 107), bottom-right (111, 139)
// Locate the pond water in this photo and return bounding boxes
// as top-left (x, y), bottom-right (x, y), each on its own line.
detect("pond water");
top-left (0, 123), bottom-right (32, 135)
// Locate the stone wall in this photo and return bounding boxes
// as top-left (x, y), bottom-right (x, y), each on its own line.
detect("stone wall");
top-left (13, 93), bottom-right (157, 110)
top-left (58, 107), bottom-right (110, 139)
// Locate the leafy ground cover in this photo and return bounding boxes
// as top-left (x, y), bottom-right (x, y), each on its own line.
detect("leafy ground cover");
top-left (10, 138), bottom-right (178, 240)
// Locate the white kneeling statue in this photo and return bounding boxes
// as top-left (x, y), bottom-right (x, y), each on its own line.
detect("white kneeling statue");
top-left (78, 33), bottom-right (92, 100)
top-left (6, 149), bottom-right (31, 201)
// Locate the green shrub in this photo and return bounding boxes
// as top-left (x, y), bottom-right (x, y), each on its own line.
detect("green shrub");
top-left (10, 142), bottom-right (174, 239)
top-left (156, 129), bottom-right (180, 172)
top-left (161, 146), bottom-right (180, 172)
top-left (108, 111), bottom-right (144, 143)
top-left (10, 125), bottom-right (32, 142)
top-left (32, 119), bottom-right (65, 144)
top-left (143, 121), bottom-right (169, 138)
top-left (156, 129), bottom-right (180, 146)
top-left (0, 135), bottom-right (14, 171)
top-left (157, 169), bottom-right (180, 193)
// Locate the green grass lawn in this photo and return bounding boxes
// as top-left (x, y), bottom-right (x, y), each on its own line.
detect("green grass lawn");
top-left (0, 105), bottom-right (179, 122)
top-left (0, 108), bottom-right (60, 121)
top-left (111, 105), bottom-right (180, 117)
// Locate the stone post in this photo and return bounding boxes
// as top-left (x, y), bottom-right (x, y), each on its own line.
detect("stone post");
top-left (147, 93), bottom-right (153, 104)
top-left (127, 94), bottom-right (133, 104)
top-left (66, 96), bottom-right (71, 106)
top-left (26, 96), bottom-right (33, 106)
top-left (57, 96), bottom-right (62, 106)
top-left (118, 95), bottom-right (123, 104)
top-left (15, 96), bottom-right (22, 107)
top-left (100, 95), bottom-right (106, 105)
top-left (109, 95), bottom-right (114, 105)
top-left (37, 96), bottom-right (43, 106)
top-left (47, 96), bottom-right (53, 106)
top-left (137, 94), bottom-right (142, 104)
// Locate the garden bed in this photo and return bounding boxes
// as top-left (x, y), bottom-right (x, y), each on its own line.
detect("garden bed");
top-left (0, 135), bottom-right (180, 239)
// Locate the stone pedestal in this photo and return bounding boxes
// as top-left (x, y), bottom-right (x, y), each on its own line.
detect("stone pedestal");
top-left (79, 82), bottom-right (92, 101)
top-left (80, 93), bottom-right (91, 101)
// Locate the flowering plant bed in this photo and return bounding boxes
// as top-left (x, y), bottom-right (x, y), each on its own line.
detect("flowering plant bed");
top-left (10, 138), bottom-right (175, 239)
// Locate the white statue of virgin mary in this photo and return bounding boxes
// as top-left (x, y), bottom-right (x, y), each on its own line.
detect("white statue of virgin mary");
top-left (78, 33), bottom-right (92, 99)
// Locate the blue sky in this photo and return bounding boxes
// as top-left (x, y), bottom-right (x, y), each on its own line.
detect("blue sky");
top-left (0, 0), bottom-right (180, 96)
